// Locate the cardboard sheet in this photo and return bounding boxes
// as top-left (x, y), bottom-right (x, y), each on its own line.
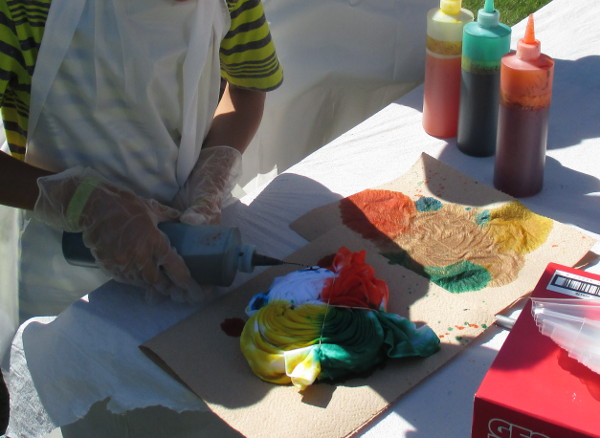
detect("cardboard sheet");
top-left (293, 152), bottom-right (513, 241)
top-left (142, 154), bottom-right (595, 438)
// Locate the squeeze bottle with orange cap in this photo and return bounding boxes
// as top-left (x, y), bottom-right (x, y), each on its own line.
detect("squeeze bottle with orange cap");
top-left (422, 0), bottom-right (474, 138)
top-left (493, 15), bottom-right (554, 197)
top-left (456, 0), bottom-right (511, 156)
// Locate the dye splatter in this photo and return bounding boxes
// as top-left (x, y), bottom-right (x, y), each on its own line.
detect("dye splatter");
top-left (220, 318), bottom-right (246, 337)
top-left (438, 322), bottom-right (489, 342)
top-left (340, 190), bottom-right (553, 293)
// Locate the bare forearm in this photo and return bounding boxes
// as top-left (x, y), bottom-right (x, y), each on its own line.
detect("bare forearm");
top-left (0, 151), bottom-right (53, 210)
top-left (202, 83), bottom-right (266, 153)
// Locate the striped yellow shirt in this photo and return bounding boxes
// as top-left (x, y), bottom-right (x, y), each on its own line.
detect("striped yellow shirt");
top-left (0, 0), bottom-right (283, 160)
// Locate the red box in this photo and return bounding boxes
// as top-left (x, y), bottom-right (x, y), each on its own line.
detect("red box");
top-left (472, 263), bottom-right (600, 438)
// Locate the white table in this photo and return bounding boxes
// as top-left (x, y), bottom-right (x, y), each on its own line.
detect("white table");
top-left (5, 0), bottom-right (600, 436)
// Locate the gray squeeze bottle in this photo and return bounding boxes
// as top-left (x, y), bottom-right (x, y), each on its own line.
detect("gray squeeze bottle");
top-left (62, 223), bottom-right (301, 287)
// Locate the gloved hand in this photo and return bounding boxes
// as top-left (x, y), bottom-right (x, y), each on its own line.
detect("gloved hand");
top-left (173, 145), bottom-right (242, 225)
top-left (33, 166), bottom-right (208, 303)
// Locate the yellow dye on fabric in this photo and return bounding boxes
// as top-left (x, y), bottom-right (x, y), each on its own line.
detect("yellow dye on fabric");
top-left (241, 299), bottom-right (441, 390)
top-left (486, 201), bottom-right (553, 255)
top-left (240, 301), bottom-right (325, 388)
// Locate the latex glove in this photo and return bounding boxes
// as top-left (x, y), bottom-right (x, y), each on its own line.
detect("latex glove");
top-left (33, 167), bottom-right (208, 303)
top-left (174, 146), bottom-right (242, 225)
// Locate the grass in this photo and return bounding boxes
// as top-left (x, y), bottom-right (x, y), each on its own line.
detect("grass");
top-left (462, 0), bottom-right (554, 26)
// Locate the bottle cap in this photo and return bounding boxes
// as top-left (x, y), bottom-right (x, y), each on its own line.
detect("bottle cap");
top-left (237, 244), bottom-right (257, 273)
top-left (477, 0), bottom-right (500, 28)
top-left (440, 0), bottom-right (461, 15)
top-left (517, 14), bottom-right (541, 61)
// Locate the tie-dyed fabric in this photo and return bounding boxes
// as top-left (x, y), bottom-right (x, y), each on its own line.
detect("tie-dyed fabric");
top-left (240, 247), bottom-right (440, 390)
top-left (340, 190), bottom-right (554, 293)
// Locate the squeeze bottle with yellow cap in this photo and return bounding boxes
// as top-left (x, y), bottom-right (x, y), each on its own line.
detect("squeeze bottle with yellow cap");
top-left (494, 15), bottom-right (554, 197)
top-left (422, 0), bottom-right (474, 138)
top-left (456, 0), bottom-right (510, 156)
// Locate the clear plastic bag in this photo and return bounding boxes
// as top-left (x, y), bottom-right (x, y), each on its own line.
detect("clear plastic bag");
top-left (531, 297), bottom-right (600, 375)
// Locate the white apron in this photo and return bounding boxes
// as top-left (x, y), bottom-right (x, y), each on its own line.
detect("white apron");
top-left (16, 0), bottom-right (230, 322)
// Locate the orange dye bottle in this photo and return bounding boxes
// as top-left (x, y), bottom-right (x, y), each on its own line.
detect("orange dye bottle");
top-left (422, 0), bottom-right (474, 138)
top-left (494, 15), bottom-right (554, 197)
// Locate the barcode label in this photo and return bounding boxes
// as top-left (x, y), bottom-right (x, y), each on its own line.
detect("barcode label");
top-left (547, 269), bottom-right (600, 299)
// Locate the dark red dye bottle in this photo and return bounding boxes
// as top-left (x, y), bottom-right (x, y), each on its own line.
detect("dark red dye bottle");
top-left (494, 14), bottom-right (554, 197)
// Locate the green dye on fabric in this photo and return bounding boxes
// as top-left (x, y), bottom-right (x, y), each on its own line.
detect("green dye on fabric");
top-left (475, 210), bottom-right (491, 226)
top-left (316, 307), bottom-right (440, 382)
top-left (424, 261), bottom-right (491, 293)
top-left (382, 252), bottom-right (490, 293)
top-left (416, 197), bottom-right (443, 212)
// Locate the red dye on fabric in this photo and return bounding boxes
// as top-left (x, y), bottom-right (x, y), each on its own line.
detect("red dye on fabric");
top-left (340, 189), bottom-right (416, 241)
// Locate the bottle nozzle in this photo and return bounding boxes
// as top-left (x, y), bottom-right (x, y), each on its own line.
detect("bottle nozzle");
top-left (524, 14), bottom-right (536, 44)
top-left (249, 252), bottom-right (314, 270)
top-left (477, 0), bottom-right (499, 28)
top-left (517, 14), bottom-right (541, 61)
top-left (251, 253), bottom-right (285, 267)
top-left (440, 0), bottom-right (461, 15)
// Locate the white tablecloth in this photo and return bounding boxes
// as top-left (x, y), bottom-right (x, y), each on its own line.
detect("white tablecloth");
top-left (5, 0), bottom-right (600, 436)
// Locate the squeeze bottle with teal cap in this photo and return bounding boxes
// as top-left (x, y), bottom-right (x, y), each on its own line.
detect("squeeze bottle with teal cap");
top-left (457, 0), bottom-right (511, 156)
top-left (422, 0), bottom-right (474, 138)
